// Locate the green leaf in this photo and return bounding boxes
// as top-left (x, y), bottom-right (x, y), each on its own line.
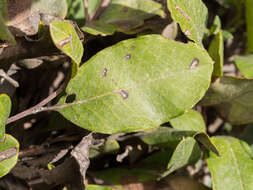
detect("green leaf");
top-left (194, 132), bottom-right (219, 156)
top-left (234, 54), bottom-right (253, 79)
top-left (140, 127), bottom-right (195, 148)
top-left (206, 136), bottom-right (253, 190)
top-left (67, 0), bottom-right (85, 26)
top-left (0, 94), bottom-right (11, 140)
top-left (82, 0), bottom-right (164, 35)
top-left (31, 0), bottom-right (68, 18)
top-left (86, 185), bottom-right (115, 190)
top-left (170, 109), bottom-right (206, 132)
top-left (0, 134), bottom-right (19, 178)
top-left (209, 15), bottom-right (221, 35)
top-left (241, 124), bottom-right (253, 154)
top-left (161, 137), bottom-right (201, 177)
top-left (57, 35), bottom-right (213, 134)
top-left (82, 21), bottom-right (116, 36)
top-left (222, 30), bottom-right (233, 41)
top-left (168, 109), bottom-right (219, 155)
top-left (0, 15), bottom-right (16, 45)
top-left (99, 0), bottom-right (164, 23)
top-left (246, 0), bottom-right (253, 52)
top-left (167, 0), bottom-right (208, 46)
top-left (103, 139), bottom-right (120, 154)
top-left (0, 0), bottom-right (8, 21)
top-left (208, 31), bottom-right (224, 77)
top-left (200, 76), bottom-right (253, 125)
top-left (50, 20), bottom-right (84, 70)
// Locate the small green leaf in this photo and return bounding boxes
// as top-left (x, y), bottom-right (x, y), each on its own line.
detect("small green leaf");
top-left (241, 124), bottom-right (253, 154)
top-left (200, 76), bottom-right (253, 125)
top-left (82, 21), bottom-right (116, 36)
top-left (99, 0), bottom-right (164, 23)
top-left (140, 127), bottom-right (195, 147)
top-left (167, 0), bottom-right (208, 46)
top-left (209, 15), bottom-right (221, 35)
top-left (103, 139), bottom-right (120, 154)
top-left (194, 132), bottom-right (219, 156)
top-left (246, 0), bottom-right (253, 52)
top-left (161, 137), bottom-right (201, 177)
top-left (234, 54), bottom-right (253, 79)
top-left (86, 185), bottom-right (115, 190)
top-left (222, 30), bottom-right (233, 40)
top-left (208, 31), bottom-right (224, 78)
top-left (82, 0), bottom-right (164, 36)
top-left (0, 134), bottom-right (19, 178)
top-left (0, 15), bottom-right (16, 45)
top-left (206, 136), bottom-right (253, 190)
top-left (170, 109), bottom-right (206, 132)
top-left (0, 94), bottom-right (11, 140)
top-left (0, 0), bottom-right (8, 21)
top-left (57, 35), bottom-right (213, 134)
top-left (31, 0), bottom-right (68, 18)
top-left (50, 20), bottom-right (84, 68)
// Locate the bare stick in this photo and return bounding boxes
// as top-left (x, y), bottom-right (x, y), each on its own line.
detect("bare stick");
top-left (6, 75), bottom-right (68, 125)
top-left (0, 69), bottom-right (19, 87)
top-left (91, 0), bottom-right (111, 21)
top-left (84, 0), bottom-right (90, 22)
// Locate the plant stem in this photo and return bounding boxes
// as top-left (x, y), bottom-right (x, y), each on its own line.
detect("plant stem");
top-left (91, 0), bottom-right (111, 21)
top-left (84, 0), bottom-right (90, 22)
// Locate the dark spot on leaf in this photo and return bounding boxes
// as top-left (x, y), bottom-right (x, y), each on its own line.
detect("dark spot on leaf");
top-left (66, 94), bottom-right (76, 103)
top-left (175, 5), bottom-right (190, 21)
top-left (0, 147), bottom-right (17, 162)
top-left (189, 58), bottom-right (199, 70)
top-left (131, 46), bottom-right (135, 50)
top-left (102, 68), bottom-right (108, 77)
top-left (58, 35), bottom-right (72, 48)
top-left (125, 54), bottom-right (131, 60)
top-left (119, 90), bottom-right (129, 99)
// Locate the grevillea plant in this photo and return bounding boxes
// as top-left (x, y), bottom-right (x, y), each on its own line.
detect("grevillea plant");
top-left (0, 0), bottom-right (253, 189)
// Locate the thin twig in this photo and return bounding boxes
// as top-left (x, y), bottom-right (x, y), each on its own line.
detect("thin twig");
top-left (91, 0), bottom-right (111, 21)
top-left (6, 72), bottom-right (70, 125)
top-left (6, 88), bottom-right (62, 125)
top-left (0, 69), bottom-right (19, 87)
top-left (84, 0), bottom-right (90, 22)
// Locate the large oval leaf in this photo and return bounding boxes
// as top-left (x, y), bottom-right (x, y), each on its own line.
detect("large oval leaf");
top-left (206, 136), bottom-right (253, 190)
top-left (167, 0), bottom-right (208, 46)
top-left (57, 35), bottom-right (213, 134)
top-left (0, 134), bottom-right (19, 178)
top-left (0, 94), bottom-right (11, 140)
